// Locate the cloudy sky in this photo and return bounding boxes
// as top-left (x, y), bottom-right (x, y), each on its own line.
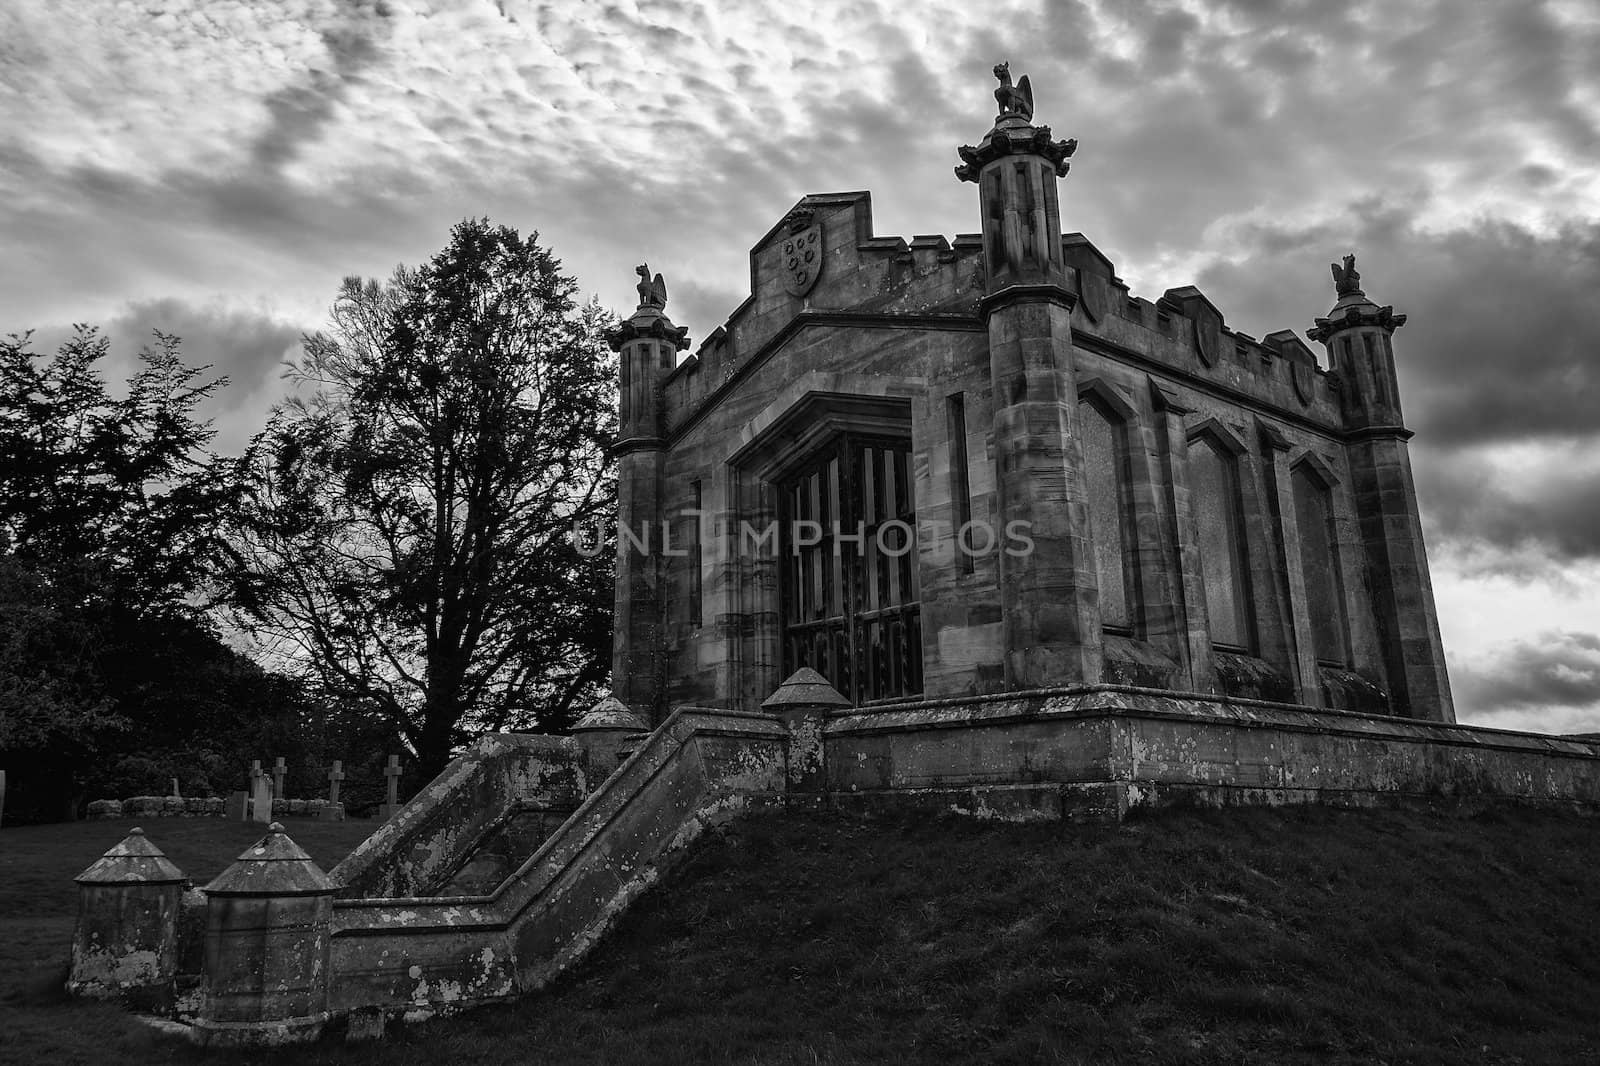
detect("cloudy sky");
top-left (2, 0), bottom-right (1596, 732)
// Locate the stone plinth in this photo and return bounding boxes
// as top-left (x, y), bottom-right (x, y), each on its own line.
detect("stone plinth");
top-left (762, 667), bottom-right (851, 796)
top-left (68, 827), bottom-right (187, 1000)
top-left (572, 694), bottom-right (651, 777)
top-left (193, 823), bottom-right (335, 1048)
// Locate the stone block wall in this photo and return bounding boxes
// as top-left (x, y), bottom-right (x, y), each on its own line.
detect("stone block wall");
top-left (632, 188), bottom-right (1439, 721)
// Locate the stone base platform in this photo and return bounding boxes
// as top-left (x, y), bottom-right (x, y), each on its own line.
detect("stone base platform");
top-left (818, 686), bottom-right (1600, 821)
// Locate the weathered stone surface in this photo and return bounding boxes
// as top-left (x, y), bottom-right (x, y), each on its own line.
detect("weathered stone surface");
top-left (68, 827), bottom-right (186, 1000)
top-left (194, 823), bottom-right (335, 1048)
top-left (124, 796), bottom-right (163, 817)
top-left (571, 695), bottom-right (651, 779)
top-left (331, 732), bottom-right (588, 900)
top-left (618, 64), bottom-right (1454, 726)
top-left (326, 708), bottom-right (785, 1016)
top-left (823, 688), bottom-right (1600, 820)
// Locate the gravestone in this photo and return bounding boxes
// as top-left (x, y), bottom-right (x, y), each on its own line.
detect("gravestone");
top-left (226, 792), bottom-right (249, 821)
top-left (319, 761), bottom-right (345, 821)
top-left (169, 777), bottom-right (181, 799)
top-left (272, 758), bottom-right (287, 800)
top-left (250, 777), bottom-right (272, 825)
top-left (248, 762), bottom-right (271, 825)
top-left (0, 769), bottom-right (6, 828)
top-left (379, 755), bottom-right (401, 819)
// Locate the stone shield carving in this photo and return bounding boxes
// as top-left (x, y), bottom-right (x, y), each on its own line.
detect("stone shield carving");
top-left (1291, 357), bottom-right (1317, 406)
top-left (1192, 316), bottom-right (1220, 368)
top-left (781, 223), bottom-right (824, 298)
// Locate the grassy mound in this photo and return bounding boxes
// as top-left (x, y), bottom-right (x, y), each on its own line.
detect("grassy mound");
top-left (2, 805), bottom-right (1597, 1064)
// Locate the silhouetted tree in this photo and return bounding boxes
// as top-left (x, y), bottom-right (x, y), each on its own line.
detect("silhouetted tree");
top-left (0, 328), bottom-right (271, 818)
top-left (228, 220), bottom-right (616, 778)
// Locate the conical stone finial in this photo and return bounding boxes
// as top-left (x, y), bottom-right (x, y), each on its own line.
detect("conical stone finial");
top-left (761, 667), bottom-right (852, 711)
top-left (573, 694), bottom-right (650, 733)
top-left (74, 826), bottom-right (186, 885)
top-left (203, 822), bottom-right (335, 896)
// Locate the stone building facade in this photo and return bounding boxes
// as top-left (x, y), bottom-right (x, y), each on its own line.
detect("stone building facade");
top-left (609, 65), bottom-right (1453, 726)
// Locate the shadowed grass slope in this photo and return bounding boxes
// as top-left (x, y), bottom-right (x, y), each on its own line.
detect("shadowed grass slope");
top-left (1, 806), bottom-right (1596, 1065)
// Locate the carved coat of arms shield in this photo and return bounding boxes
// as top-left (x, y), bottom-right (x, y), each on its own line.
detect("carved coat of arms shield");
top-left (1192, 316), bottom-right (1221, 368)
top-left (1290, 357), bottom-right (1317, 406)
top-left (781, 222), bottom-right (824, 298)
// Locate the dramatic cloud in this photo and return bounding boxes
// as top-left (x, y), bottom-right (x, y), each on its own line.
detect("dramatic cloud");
top-left (1197, 210), bottom-right (1600, 449)
top-left (3, 0), bottom-right (1599, 731)
top-left (1452, 631), bottom-right (1600, 729)
top-left (1193, 206), bottom-right (1600, 574)
top-left (25, 300), bottom-right (305, 456)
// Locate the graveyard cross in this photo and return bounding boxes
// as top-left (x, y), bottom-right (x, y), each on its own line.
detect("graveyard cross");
top-left (272, 758), bottom-right (287, 799)
top-left (327, 761), bottom-right (345, 805)
top-left (384, 755), bottom-right (401, 809)
top-left (247, 761), bottom-right (271, 824)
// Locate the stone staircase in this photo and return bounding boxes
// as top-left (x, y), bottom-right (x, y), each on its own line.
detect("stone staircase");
top-left (323, 706), bottom-right (787, 1021)
top-left (437, 802), bottom-right (578, 897)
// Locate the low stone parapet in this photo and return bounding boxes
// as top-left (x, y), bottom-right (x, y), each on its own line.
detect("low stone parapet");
top-left (823, 685), bottom-right (1600, 820)
top-left (327, 708), bottom-right (786, 1017)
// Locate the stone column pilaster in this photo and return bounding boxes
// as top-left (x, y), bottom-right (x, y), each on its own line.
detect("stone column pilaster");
top-left (1310, 257), bottom-right (1454, 722)
top-left (608, 268), bottom-right (691, 724)
top-left (957, 65), bottom-right (1101, 688)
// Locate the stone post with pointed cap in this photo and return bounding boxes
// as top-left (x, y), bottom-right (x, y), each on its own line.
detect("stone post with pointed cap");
top-left (956, 62), bottom-right (1102, 690)
top-left (193, 823), bottom-right (336, 1047)
top-left (68, 826), bottom-right (187, 1000)
top-left (762, 668), bottom-right (851, 797)
top-left (1308, 256), bottom-right (1454, 722)
top-left (609, 265), bottom-right (691, 724)
top-left (572, 693), bottom-right (651, 777)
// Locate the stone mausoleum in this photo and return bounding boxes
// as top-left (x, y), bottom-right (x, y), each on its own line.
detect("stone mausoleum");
top-left (64, 65), bottom-right (1600, 1048)
top-left (610, 62), bottom-right (1453, 728)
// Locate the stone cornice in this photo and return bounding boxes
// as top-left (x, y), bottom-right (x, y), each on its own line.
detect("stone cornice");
top-left (955, 125), bottom-right (1077, 183)
top-left (608, 317), bottom-right (691, 352)
top-left (664, 310), bottom-right (984, 447)
top-left (609, 435), bottom-right (665, 458)
top-left (1343, 424), bottom-right (1415, 443)
top-left (1070, 329), bottom-right (1345, 441)
top-left (1307, 304), bottom-right (1406, 342)
top-left (978, 283), bottom-right (1077, 320)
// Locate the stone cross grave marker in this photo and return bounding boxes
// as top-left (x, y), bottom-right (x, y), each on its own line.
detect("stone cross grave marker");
top-left (272, 757), bottom-right (287, 799)
top-left (249, 761), bottom-right (272, 824)
top-left (170, 777), bottom-right (181, 799)
top-left (384, 755), bottom-right (401, 807)
top-left (327, 760), bottom-right (345, 805)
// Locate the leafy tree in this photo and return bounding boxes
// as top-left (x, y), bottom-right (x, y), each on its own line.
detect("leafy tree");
top-left (0, 328), bottom-right (269, 818)
top-left (228, 219), bottom-right (617, 778)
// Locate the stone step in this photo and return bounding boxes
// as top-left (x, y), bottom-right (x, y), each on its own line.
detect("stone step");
top-left (438, 805), bottom-right (577, 897)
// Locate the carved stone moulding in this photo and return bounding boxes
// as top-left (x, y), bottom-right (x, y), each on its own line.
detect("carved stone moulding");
top-left (608, 317), bottom-right (692, 351)
top-left (1307, 305), bottom-right (1406, 342)
top-left (954, 125), bottom-right (1078, 183)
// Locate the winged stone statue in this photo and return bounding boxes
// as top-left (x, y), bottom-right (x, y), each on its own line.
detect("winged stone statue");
top-left (1331, 253), bottom-right (1362, 296)
top-left (993, 61), bottom-right (1034, 122)
top-left (635, 263), bottom-right (668, 310)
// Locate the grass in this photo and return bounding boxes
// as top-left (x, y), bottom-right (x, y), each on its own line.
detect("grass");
top-left (2, 805), bottom-right (1598, 1064)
